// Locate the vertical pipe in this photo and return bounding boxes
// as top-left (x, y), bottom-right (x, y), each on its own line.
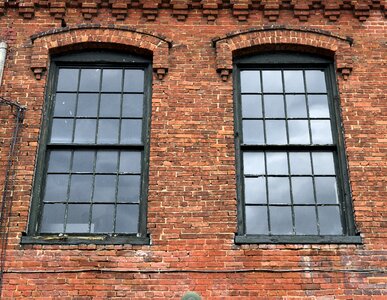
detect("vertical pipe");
top-left (0, 42), bottom-right (7, 87)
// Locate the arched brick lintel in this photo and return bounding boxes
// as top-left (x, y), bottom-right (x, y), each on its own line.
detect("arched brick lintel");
top-left (213, 27), bottom-right (354, 81)
top-left (30, 26), bottom-right (172, 80)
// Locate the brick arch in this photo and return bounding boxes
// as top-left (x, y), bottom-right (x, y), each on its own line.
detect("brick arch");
top-left (30, 25), bottom-right (172, 80)
top-left (212, 26), bottom-right (354, 81)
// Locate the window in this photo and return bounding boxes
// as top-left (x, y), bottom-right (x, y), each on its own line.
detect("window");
top-left (23, 50), bottom-right (151, 244)
top-left (234, 52), bottom-right (360, 244)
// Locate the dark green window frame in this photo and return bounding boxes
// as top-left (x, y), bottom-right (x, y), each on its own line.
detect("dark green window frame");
top-left (234, 52), bottom-right (361, 244)
top-left (21, 50), bottom-right (152, 245)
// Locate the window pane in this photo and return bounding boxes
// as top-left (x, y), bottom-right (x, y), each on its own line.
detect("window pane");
top-left (268, 177), bottom-right (291, 204)
top-left (245, 206), bottom-right (268, 234)
top-left (102, 69), bottom-right (122, 92)
top-left (47, 150), bottom-right (71, 173)
top-left (318, 206), bottom-right (342, 235)
top-left (100, 94), bottom-right (121, 117)
top-left (97, 119), bottom-right (119, 144)
top-left (312, 152), bottom-right (335, 175)
top-left (117, 175), bottom-right (141, 202)
top-left (266, 120), bottom-right (287, 144)
top-left (57, 69), bottom-right (78, 91)
top-left (305, 70), bottom-right (326, 93)
top-left (243, 152), bottom-right (265, 175)
top-left (308, 95), bottom-right (330, 118)
top-left (72, 150), bottom-right (94, 173)
top-left (120, 119), bottom-right (142, 144)
top-left (79, 69), bottom-right (101, 92)
top-left (50, 119), bottom-right (73, 143)
top-left (91, 205), bottom-right (114, 233)
top-left (266, 152), bottom-right (288, 175)
top-left (270, 206), bottom-right (292, 235)
top-left (240, 70), bottom-right (260, 93)
top-left (264, 95), bottom-right (285, 118)
top-left (115, 204), bottom-right (139, 233)
top-left (241, 95), bottom-right (262, 118)
top-left (311, 120), bottom-right (333, 144)
top-left (96, 151), bottom-right (118, 173)
top-left (122, 94), bottom-right (144, 118)
top-left (244, 177), bottom-right (266, 204)
top-left (124, 70), bottom-right (144, 93)
top-left (69, 175), bottom-right (93, 202)
top-left (291, 177), bottom-right (314, 204)
top-left (289, 152), bottom-right (312, 175)
top-left (74, 119), bottom-right (97, 143)
top-left (286, 95), bottom-right (307, 118)
top-left (40, 204), bottom-right (65, 233)
top-left (66, 204), bottom-right (90, 233)
top-left (93, 175), bottom-right (116, 202)
top-left (120, 151), bottom-right (142, 173)
top-left (77, 94), bottom-right (99, 117)
top-left (294, 206), bottom-right (317, 235)
top-left (43, 174), bottom-right (68, 202)
top-left (242, 120), bottom-right (264, 144)
top-left (262, 70), bottom-right (282, 93)
top-left (288, 120), bottom-right (310, 144)
top-left (284, 70), bottom-right (304, 93)
top-left (315, 177), bottom-right (338, 204)
top-left (54, 93), bottom-right (76, 117)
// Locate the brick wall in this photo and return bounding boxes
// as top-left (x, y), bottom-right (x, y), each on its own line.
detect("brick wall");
top-left (0, 1), bottom-right (386, 299)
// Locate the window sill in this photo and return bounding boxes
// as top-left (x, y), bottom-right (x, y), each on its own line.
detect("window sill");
top-left (20, 234), bottom-right (150, 245)
top-left (235, 235), bottom-right (362, 244)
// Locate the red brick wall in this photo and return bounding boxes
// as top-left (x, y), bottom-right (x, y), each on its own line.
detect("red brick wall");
top-left (0, 1), bottom-right (386, 299)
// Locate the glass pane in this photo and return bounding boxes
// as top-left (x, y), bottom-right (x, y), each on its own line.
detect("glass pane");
top-left (266, 120), bottom-right (287, 144)
top-left (102, 69), bottom-right (122, 92)
top-left (50, 119), bottom-right (73, 143)
top-left (120, 119), bottom-right (142, 144)
top-left (72, 150), bottom-right (94, 172)
top-left (117, 175), bottom-right (141, 202)
top-left (40, 204), bottom-right (65, 233)
top-left (93, 175), bottom-right (116, 202)
top-left (122, 94), bottom-right (144, 118)
top-left (294, 206), bottom-right (317, 235)
top-left (245, 206), bottom-right (268, 234)
top-left (284, 70), bottom-right (304, 93)
top-left (115, 204), bottom-right (139, 233)
top-left (79, 69), bottom-right (101, 92)
top-left (240, 70), bottom-right (260, 93)
top-left (315, 177), bottom-right (338, 204)
top-left (289, 152), bottom-right (312, 174)
top-left (91, 204), bottom-right (114, 233)
top-left (43, 174), bottom-right (69, 202)
top-left (69, 175), bottom-right (93, 202)
top-left (288, 120), bottom-right (310, 144)
top-left (98, 119), bottom-right (119, 144)
top-left (120, 151), bottom-right (141, 173)
top-left (241, 95), bottom-right (262, 118)
top-left (243, 152), bottom-right (265, 175)
top-left (286, 95), bottom-right (307, 118)
top-left (66, 204), bottom-right (90, 233)
top-left (318, 206), bottom-right (342, 235)
top-left (312, 152), bottom-right (335, 175)
top-left (308, 95), bottom-right (330, 118)
top-left (268, 177), bottom-right (291, 204)
top-left (311, 120), bottom-right (333, 144)
top-left (100, 94), bottom-right (121, 117)
top-left (264, 95), bottom-right (285, 118)
top-left (242, 120), bottom-right (264, 144)
top-left (47, 150), bottom-right (71, 173)
top-left (270, 206), bottom-right (292, 235)
top-left (292, 177), bottom-right (314, 204)
top-left (96, 151), bottom-right (118, 173)
top-left (262, 70), bottom-right (282, 93)
top-left (266, 152), bottom-right (288, 175)
top-left (74, 119), bottom-right (96, 143)
top-left (57, 69), bottom-right (78, 91)
top-left (77, 94), bottom-right (99, 117)
top-left (54, 93), bottom-right (76, 117)
top-left (124, 70), bottom-right (144, 93)
top-left (305, 70), bottom-right (326, 93)
top-left (244, 177), bottom-right (266, 204)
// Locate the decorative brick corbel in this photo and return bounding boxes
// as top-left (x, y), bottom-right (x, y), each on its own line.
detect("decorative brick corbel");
top-left (154, 67), bottom-right (168, 80)
top-left (202, 3), bottom-right (218, 23)
top-left (172, 3), bottom-right (189, 21)
top-left (19, 1), bottom-right (35, 19)
top-left (81, 2), bottom-right (98, 20)
top-left (310, 0), bottom-right (322, 9)
top-left (233, 3), bottom-right (250, 21)
top-left (292, 1), bottom-right (311, 21)
top-left (31, 66), bottom-right (47, 80)
top-left (263, 1), bottom-right (280, 22)
top-left (38, 0), bottom-right (50, 7)
top-left (130, 0), bottom-right (141, 8)
top-left (191, 0), bottom-right (202, 9)
top-left (353, 2), bottom-right (371, 22)
top-left (111, 2), bottom-right (128, 21)
top-left (336, 52), bottom-right (353, 80)
top-left (142, 2), bottom-right (159, 21)
top-left (49, 1), bottom-right (66, 20)
top-left (340, 0), bottom-right (353, 9)
top-left (324, 2), bottom-right (341, 21)
top-left (214, 41), bottom-right (233, 81)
